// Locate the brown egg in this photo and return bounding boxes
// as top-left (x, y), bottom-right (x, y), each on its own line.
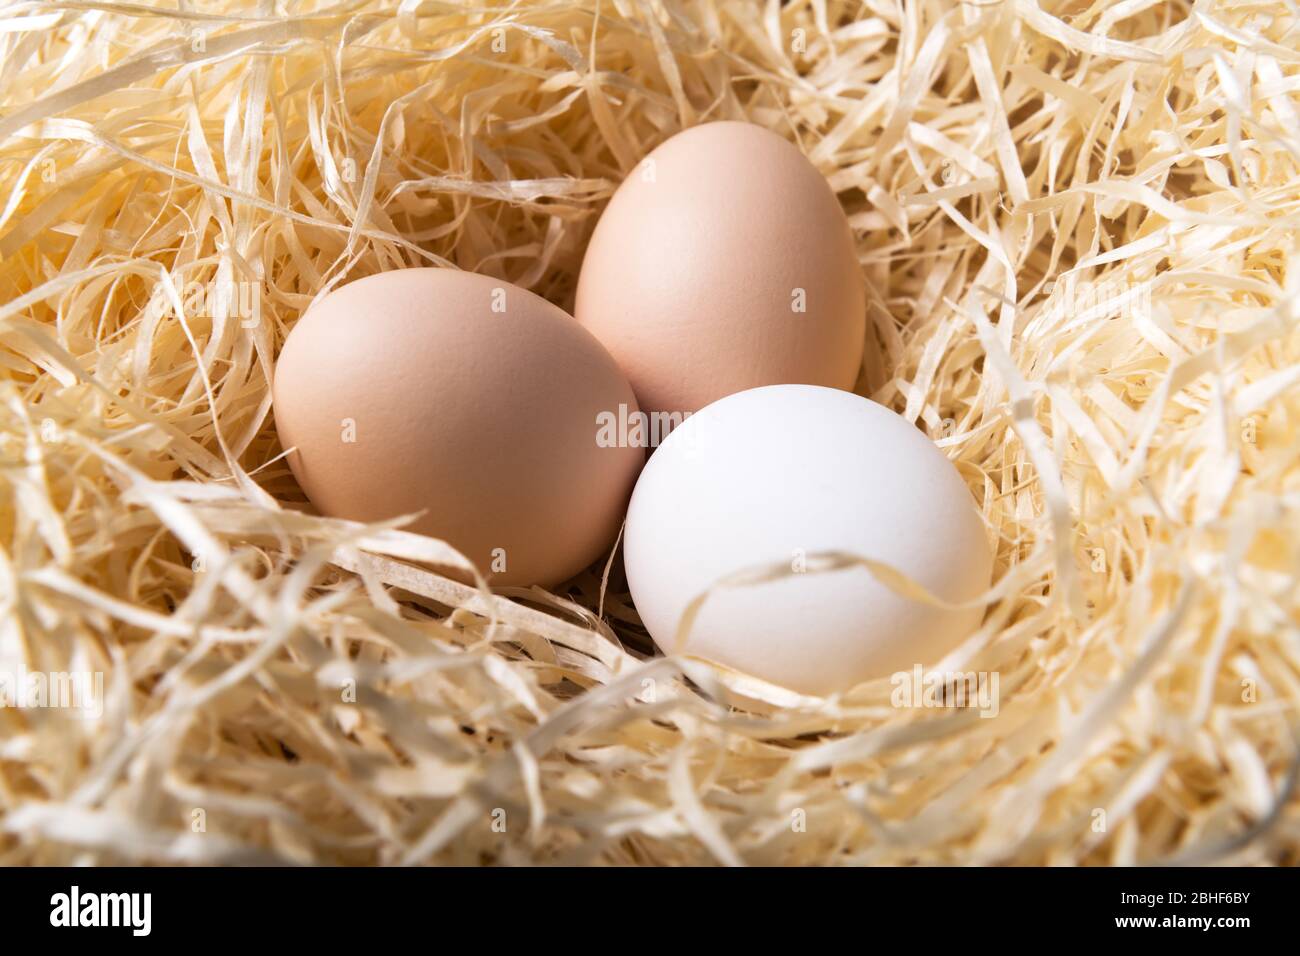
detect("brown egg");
top-left (273, 268), bottom-right (644, 587)
top-left (575, 121), bottom-right (867, 419)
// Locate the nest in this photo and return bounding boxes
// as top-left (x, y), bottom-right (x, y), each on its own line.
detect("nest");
top-left (2, 0), bottom-right (1299, 866)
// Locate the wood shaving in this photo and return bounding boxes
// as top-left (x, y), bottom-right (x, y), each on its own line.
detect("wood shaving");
top-left (1, 0), bottom-right (1298, 865)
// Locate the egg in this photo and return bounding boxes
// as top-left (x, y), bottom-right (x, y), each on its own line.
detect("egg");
top-left (623, 385), bottom-right (991, 696)
top-left (575, 121), bottom-right (866, 420)
top-left (273, 268), bottom-right (644, 587)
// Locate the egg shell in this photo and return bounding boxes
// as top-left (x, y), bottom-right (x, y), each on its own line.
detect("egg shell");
top-left (575, 121), bottom-right (867, 418)
top-left (623, 384), bottom-right (991, 696)
top-left (273, 268), bottom-right (644, 587)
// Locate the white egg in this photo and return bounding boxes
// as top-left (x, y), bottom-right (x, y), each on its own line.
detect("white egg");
top-left (623, 384), bottom-right (992, 696)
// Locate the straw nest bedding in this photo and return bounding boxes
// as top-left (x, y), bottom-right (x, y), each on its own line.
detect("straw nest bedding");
top-left (1, 0), bottom-right (1299, 866)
